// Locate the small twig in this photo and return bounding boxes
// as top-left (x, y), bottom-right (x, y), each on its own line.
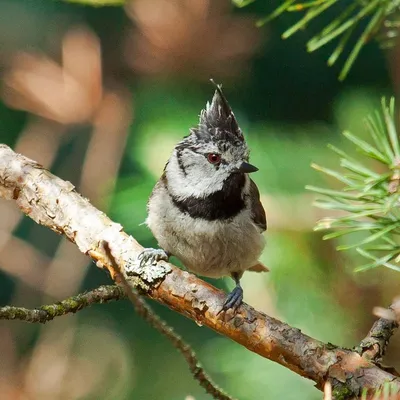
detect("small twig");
top-left (102, 242), bottom-right (236, 400)
top-left (0, 285), bottom-right (125, 323)
top-left (356, 304), bottom-right (400, 362)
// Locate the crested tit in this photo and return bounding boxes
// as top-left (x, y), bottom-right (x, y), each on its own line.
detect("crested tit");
top-left (138, 82), bottom-right (267, 311)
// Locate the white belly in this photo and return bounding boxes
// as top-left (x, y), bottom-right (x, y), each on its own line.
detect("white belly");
top-left (146, 185), bottom-right (265, 278)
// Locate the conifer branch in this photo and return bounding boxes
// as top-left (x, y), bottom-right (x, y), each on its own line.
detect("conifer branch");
top-left (309, 97), bottom-right (400, 272)
top-left (234, 0), bottom-right (400, 80)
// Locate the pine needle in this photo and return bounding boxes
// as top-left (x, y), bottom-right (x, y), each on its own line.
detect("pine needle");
top-left (309, 98), bottom-right (400, 272)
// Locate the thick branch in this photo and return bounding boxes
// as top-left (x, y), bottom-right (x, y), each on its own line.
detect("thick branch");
top-left (1, 143), bottom-right (400, 399)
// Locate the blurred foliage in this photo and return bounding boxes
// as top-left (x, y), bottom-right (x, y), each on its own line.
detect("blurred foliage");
top-left (65, 0), bottom-right (125, 4)
top-left (234, 0), bottom-right (400, 80)
top-left (0, 1), bottom-right (398, 400)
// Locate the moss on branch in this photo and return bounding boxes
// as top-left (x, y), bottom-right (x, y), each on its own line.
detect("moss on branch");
top-left (0, 285), bottom-right (125, 323)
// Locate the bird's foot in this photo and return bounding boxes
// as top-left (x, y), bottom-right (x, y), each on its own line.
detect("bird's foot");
top-left (222, 284), bottom-right (243, 312)
top-left (137, 248), bottom-right (169, 269)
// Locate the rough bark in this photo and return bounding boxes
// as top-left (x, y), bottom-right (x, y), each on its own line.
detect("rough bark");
top-left (356, 307), bottom-right (399, 363)
top-left (0, 143), bottom-right (399, 399)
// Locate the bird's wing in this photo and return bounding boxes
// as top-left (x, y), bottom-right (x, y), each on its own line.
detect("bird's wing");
top-left (249, 178), bottom-right (267, 232)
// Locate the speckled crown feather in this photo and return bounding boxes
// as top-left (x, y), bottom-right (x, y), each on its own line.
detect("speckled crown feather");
top-left (190, 82), bottom-right (245, 144)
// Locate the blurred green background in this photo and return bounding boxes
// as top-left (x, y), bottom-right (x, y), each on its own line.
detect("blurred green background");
top-left (0, 0), bottom-right (399, 399)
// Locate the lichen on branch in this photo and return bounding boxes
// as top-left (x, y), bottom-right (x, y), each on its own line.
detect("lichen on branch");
top-left (0, 285), bottom-right (125, 323)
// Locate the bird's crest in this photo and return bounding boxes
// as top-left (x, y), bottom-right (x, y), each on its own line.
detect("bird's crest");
top-left (191, 80), bottom-right (244, 143)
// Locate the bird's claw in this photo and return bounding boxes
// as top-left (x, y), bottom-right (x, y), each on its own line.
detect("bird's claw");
top-left (137, 248), bottom-right (169, 269)
top-left (222, 285), bottom-right (243, 312)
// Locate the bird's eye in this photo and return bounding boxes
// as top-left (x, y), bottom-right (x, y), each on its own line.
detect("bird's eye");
top-left (207, 153), bottom-right (221, 164)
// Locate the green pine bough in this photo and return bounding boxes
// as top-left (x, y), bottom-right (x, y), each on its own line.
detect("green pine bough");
top-left (233, 0), bottom-right (400, 80)
top-left (308, 98), bottom-right (400, 272)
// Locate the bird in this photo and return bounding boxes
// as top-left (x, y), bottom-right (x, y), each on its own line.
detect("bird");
top-left (138, 81), bottom-right (267, 311)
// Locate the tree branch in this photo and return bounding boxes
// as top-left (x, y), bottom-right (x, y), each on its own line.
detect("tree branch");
top-left (0, 285), bottom-right (125, 323)
top-left (1, 143), bottom-right (400, 399)
top-left (356, 305), bottom-right (399, 363)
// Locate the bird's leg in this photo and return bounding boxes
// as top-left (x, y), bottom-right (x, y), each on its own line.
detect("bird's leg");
top-left (223, 271), bottom-right (243, 311)
top-left (137, 248), bottom-right (170, 269)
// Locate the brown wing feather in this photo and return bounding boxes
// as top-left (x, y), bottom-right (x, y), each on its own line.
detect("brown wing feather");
top-left (249, 179), bottom-right (267, 232)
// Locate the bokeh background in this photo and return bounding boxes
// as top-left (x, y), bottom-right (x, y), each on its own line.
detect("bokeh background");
top-left (0, 1), bottom-right (399, 399)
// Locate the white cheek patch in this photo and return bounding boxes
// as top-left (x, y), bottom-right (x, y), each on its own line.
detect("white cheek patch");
top-left (167, 150), bottom-right (230, 198)
top-left (165, 136), bottom-right (251, 200)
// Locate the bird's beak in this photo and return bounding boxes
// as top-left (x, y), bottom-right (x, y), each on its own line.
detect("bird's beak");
top-left (239, 162), bottom-right (258, 173)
